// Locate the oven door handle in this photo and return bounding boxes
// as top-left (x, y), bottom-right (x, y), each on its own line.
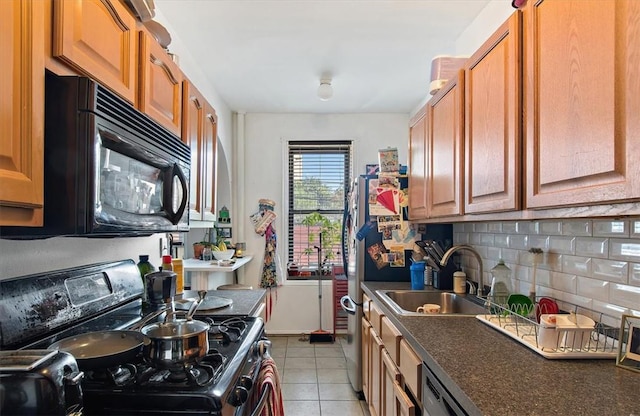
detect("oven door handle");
top-left (248, 382), bottom-right (272, 416)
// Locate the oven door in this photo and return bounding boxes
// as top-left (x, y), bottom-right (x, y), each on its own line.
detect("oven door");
top-left (94, 122), bottom-right (189, 233)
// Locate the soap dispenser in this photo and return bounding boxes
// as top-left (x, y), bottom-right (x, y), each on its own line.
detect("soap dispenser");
top-left (488, 259), bottom-right (512, 306)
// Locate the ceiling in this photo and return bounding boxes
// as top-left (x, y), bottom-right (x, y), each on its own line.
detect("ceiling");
top-left (153, 0), bottom-right (493, 114)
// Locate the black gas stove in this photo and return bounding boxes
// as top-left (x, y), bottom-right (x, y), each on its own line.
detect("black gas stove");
top-left (0, 260), bottom-right (269, 416)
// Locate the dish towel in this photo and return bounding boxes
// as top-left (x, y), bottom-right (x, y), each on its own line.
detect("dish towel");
top-left (252, 357), bottom-right (284, 416)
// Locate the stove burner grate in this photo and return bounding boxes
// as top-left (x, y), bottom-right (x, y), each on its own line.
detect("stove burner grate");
top-left (201, 317), bottom-right (248, 343)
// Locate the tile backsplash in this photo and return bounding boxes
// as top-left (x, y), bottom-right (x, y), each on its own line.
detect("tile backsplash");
top-left (452, 219), bottom-right (640, 324)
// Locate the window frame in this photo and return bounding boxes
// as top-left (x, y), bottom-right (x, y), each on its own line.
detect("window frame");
top-left (284, 140), bottom-right (353, 281)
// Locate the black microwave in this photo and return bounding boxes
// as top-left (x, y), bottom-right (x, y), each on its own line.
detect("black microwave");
top-left (1, 72), bottom-right (190, 238)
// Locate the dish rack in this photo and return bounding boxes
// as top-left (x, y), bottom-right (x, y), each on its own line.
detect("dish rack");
top-left (475, 296), bottom-right (620, 359)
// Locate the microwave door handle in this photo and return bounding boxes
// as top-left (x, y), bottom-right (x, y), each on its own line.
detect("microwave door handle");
top-left (164, 163), bottom-right (189, 224)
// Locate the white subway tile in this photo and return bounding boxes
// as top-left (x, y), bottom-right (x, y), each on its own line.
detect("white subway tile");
top-left (575, 237), bottom-right (609, 259)
top-left (463, 223), bottom-right (474, 233)
top-left (630, 263), bottom-right (640, 286)
top-left (540, 252), bottom-right (562, 272)
top-left (632, 220), bottom-right (640, 237)
top-left (485, 246), bottom-right (501, 263)
top-left (562, 255), bottom-right (591, 276)
top-left (474, 223), bottom-right (488, 233)
top-left (502, 222), bottom-right (517, 233)
top-left (487, 222), bottom-right (502, 233)
top-left (591, 259), bottom-right (628, 283)
top-left (528, 235), bottom-right (549, 251)
top-left (500, 248), bottom-right (519, 263)
top-left (454, 232), bottom-right (469, 245)
top-left (610, 283), bottom-right (640, 311)
top-left (516, 221), bottom-right (534, 234)
top-left (558, 293), bottom-right (593, 310)
top-left (593, 220), bottom-right (629, 237)
top-left (548, 236), bottom-right (575, 255)
top-left (576, 276), bottom-right (609, 302)
top-left (508, 234), bottom-right (528, 250)
top-left (469, 233), bottom-right (482, 245)
top-left (480, 233), bottom-right (495, 246)
top-left (591, 300), bottom-right (626, 325)
top-left (537, 221), bottom-right (562, 235)
top-left (609, 238), bottom-right (640, 262)
top-left (550, 272), bottom-right (577, 294)
top-left (453, 223), bottom-right (465, 233)
top-left (494, 234), bottom-right (509, 248)
top-left (531, 268), bottom-right (550, 286)
top-left (562, 220), bottom-right (592, 236)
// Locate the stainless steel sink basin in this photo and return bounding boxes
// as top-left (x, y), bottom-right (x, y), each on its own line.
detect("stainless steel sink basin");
top-left (376, 290), bottom-right (486, 316)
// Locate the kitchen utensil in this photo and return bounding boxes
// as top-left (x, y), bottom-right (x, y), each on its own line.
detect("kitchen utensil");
top-left (424, 255), bottom-right (441, 272)
top-left (174, 295), bottom-right (233, 311)
top-left (535, 297), bottom-right (559, 323)
top-left (537, 314), bottom-right (560, 349)
top-left (144, 269), bottom-right (177, 304)
top-left (141, 291), bottom-right (210, 370)
top-left (416, 304), bottom-right (441, 314)
top-left (48, 331), bottom-right (150, 370)
top-left (212, 249), bottom-right (235, 261)
top-left (507, 294), bottom-right (534, 317)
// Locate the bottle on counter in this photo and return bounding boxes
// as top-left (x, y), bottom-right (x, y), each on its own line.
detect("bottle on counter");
top-left (489, 259), bottom-right (513, 306)
top-left (137, 255), bottom-right (155, 305)
top-left (161, 255), bottom-right (173, 271)
top-left (172, 258), bottom-right (184, 295)
top-left (453, 271), bottom-right (466, 294)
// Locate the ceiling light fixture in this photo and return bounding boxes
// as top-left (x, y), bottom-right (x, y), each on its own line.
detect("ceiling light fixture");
top-left (317, 78), bottom-right (333, 101)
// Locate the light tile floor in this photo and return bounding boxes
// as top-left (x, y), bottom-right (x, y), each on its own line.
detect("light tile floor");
top-left (268, 335), bottom-right (371, 416)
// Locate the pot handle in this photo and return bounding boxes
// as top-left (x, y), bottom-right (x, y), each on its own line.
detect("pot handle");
top-left (186, 290), bottom-right (207, 320)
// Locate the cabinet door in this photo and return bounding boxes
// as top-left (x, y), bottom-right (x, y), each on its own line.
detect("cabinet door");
top-left (393, 381), bottom-right (416, 416)
top-left (381, 316), bottom-right (402, 366)
top-left (52, 0), bottom-right (136, 103)
top-left (369, 330), bottom-right (384, 416)
top-left (524, 0), bottom-right (640, 208)
top-left (138, 31), bottom-right (183, 137)
top-left (399, 339), bottom-right (422, 405)
top-left (381, 350), bottom-right (402, 416)
top-left (427, 70), bottom-right (465, 217)
top-left (0, 0), bottom-right (44, 226)
top-left (362, 317), bottom-right (371, 402)
top-left (465, 11), bottom-right (522, 214)
top-left (201, 105), bottom-right (218, 222)
top-left (408, 106), bottom-right (429, 220)
top-left (182, 80), bottom-right (205, 221)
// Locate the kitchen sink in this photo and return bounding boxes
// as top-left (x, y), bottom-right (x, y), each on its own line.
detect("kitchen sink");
top-left (376, 290), bottom-right (486, 316)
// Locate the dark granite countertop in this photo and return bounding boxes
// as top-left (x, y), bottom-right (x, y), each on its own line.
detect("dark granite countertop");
top-left (362, 282), bottom-right (639, 416)
top-left (178, 289), bottom-right (266, 317)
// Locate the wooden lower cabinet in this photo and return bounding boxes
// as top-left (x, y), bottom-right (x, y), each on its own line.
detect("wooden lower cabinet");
top-left (382, 350), bottom-right (402, 416)
top-left (369, 331), bottom-right (384, 416)
top-left (399, 339), bottom-right (422, 405)
top-left (362, 317), bottom-right (371, 402)
top-left (0, 0), bottom-right (45, 226)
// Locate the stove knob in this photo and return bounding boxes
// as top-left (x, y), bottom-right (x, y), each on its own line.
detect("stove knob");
top-left (256, 339), bottom-right (272, 358)
top-left (238, 375), bottom-right (253, 391)
top-left (228, 385), bottom-right (249, 407)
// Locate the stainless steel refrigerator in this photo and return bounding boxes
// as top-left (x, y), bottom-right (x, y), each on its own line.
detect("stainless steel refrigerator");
top-left (339, 174), bottom-right (452, 395)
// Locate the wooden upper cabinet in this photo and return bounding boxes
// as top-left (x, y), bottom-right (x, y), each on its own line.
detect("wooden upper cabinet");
top-left (427, 70), bottom-right (465, 217)
top-left (182, 80), bottom-right (205, 221)
top-left (202, 105), bottom-right (218, 223)
top-left (0, 0), bottom-right (44, 226)
top-left (524, 0), bottom-right (640, 208)
top-left (138, 31), bottom-right (183, 137)
top-left (52, 0), bottom-right (136, 103)
top-left (408, 106), bottom-right (429, 220)
top-left (465, 11), bottom-right (522, 214)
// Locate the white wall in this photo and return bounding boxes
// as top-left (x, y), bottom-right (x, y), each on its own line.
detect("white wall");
top-left (240, 113), bottom-right (409, 333)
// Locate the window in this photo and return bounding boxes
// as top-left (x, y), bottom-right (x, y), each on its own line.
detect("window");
top-left (287, 141), bottom-right (352, 279)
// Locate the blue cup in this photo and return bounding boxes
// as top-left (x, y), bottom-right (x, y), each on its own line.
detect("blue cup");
top-left (410, 261), bottom-right (425, 290)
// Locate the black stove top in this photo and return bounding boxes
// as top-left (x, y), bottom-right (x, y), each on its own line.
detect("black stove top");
top-left (1, 260), bottom-right (267, 416)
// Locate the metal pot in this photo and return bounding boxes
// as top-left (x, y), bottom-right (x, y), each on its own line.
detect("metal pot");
top-left (48, 330), bottom-right (150, 370)
top-left (140, 290), bottom-right (209, 370)
top-left (144, 269), bottom-right (177, 305)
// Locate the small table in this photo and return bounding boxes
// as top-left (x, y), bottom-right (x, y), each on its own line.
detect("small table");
top-left (183, 256), bottom-right (253, 290)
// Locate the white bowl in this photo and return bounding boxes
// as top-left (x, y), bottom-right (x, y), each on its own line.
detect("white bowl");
top-left (212, 249), bottom-right (235, 261)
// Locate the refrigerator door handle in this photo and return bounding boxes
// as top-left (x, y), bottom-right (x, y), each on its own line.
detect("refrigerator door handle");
top-left (340, 295), bottom-right (360, 315)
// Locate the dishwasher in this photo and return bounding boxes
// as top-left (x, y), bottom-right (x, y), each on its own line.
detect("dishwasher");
top-left (422, 363), bottom-right (467, 416)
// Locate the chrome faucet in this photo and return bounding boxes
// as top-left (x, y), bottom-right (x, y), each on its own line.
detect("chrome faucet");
top-left (439, 245), bottom-right (484, 297)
